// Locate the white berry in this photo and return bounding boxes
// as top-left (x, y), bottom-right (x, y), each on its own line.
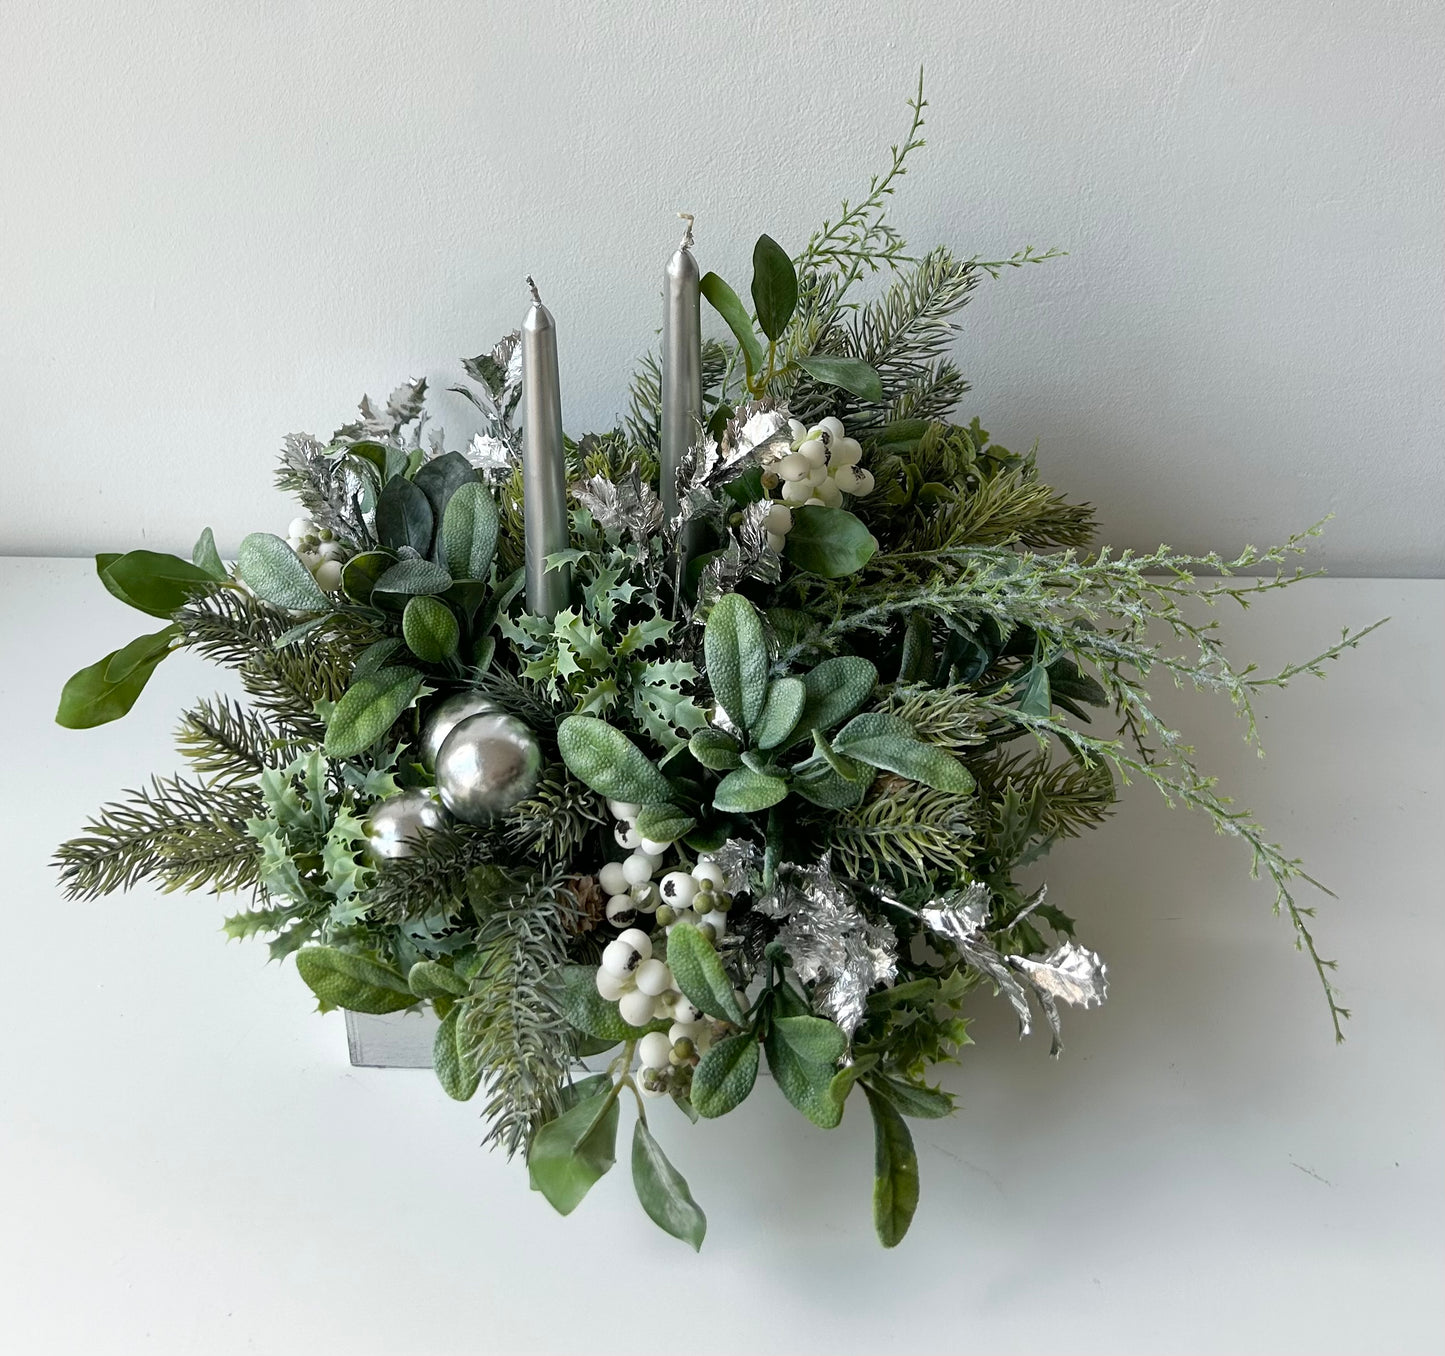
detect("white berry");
top-left (829, 437), bottom-right (863, 470)
top-left (700, 912), bottom-right (728, 940)
top-left (615, 928), bottom-right (652, 960)
top-left (598, 861), bottom-right (629, 896)
top-left (670, 995), bottom-right (705, 1024)
top-left (638, 836), bottom-right (671, 856)
top-left (659, 871), bottom-right (699, 907)
top-left (614, 822), bottom-right (642, 850)
top-left (780, 478), bottom-right (812, 503)
top-left (595, 967), bottom-right (628, 1001)
top-left (607, 799), bottom-right (641, 820)
top-left (639, 1031), bottom-right (673, 1070)
top-left (313, 559), bottom-right (343, 592)
top-left (775, 452), bottom-right (809, 481)
top-left (619, 988), bottom-right (660, 1027)
top-left (288, 516), bottom-right (314, 541)
top-left (798, 438), bottom-right (827, 468)
top-left (788, 418), bottom-right (807, 440)
top-left (819, 417), bottom-right (846, 443)
top-left (621, 853), bottom-right (655, 886)
top-left (692, 861), bottom-right (726, 889)
top-left (605, 894), bottom-right (636, 926)
top-left (852, 467), bottom-right (875, 496)
top-left (832, 464), bottom-right (865, 494)
top-left (764, 503), bottom-right (793, 534)
top-left (630, 880), bottom-right (660, 912)
top-left (814, 478), bottom-right (844, 508)
top-left (634, 958), bottom-right (672, 997)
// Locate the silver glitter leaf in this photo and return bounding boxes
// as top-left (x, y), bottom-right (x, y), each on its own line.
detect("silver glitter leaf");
top-left (574, 470), bottom-right (663, 544)
top-left (699, 838), bottom-right (760, 897)
top-left (1012, 942), bottom-right (1108, 1010)
top-left (465, 432), bottom-right (517, 483)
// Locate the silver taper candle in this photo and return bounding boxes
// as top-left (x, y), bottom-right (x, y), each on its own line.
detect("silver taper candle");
top-left (660, 214), bottom-right (702, 528)
top-left (521, 277), bottom-right (571, 618)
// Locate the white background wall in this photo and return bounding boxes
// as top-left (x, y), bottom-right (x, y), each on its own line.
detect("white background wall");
top-left (3, 0), bottom-right (1441, 575)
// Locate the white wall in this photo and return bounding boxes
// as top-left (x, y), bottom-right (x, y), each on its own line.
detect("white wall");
top-left (3, 0), bottom-right (1441, 574)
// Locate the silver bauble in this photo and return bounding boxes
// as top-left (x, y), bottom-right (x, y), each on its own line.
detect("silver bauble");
top-left (419, 692), bottom-right (502, 772)
top-left (363, 789), bottom-right (451, 861)
top-left (434, 712), bottom-right (543, 823)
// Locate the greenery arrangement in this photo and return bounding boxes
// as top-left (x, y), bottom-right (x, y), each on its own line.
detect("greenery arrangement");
top-left (54, 78), bottom-right (1376, 1250)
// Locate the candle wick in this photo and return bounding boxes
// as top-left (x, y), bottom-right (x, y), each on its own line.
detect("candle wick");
top-left (677, 212), bottom-right (695, 250)
top-left (525, 275), bottom-right (542, 306)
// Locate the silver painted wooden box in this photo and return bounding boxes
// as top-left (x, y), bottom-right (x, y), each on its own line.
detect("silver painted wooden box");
top-left (344, 1008), bottom-right (439, 1067)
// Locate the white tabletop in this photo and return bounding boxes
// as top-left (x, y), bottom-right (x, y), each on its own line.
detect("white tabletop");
top-left (2, 559), bottom-right (1440, 1356)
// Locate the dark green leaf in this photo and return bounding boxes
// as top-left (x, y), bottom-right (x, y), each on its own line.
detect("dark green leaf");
top-left (100, 549), bottom-right (217, 617)
top-left (528, 1088), bottom-right (620, 1216)
top-left (751, 233), bottom-right (798, 342)
top-left (665, 924), bottom-right (745, 1024)
top-left (784, 505), bottom-right (878, 578)
top-left (691, 1032), bottom-right (760, 1118)
top-left (1018, 663), bottom-right (1052, 718)
top-left (699, 272), bottom-right (765, 376)
top-left (190, 527), bottom-right (226, 580)
top-left (236, 534), bottom-right (331, 612)
top-left (376, 474), bottom-right (434, 555)
top-left (791, 761), bottom-right (871, 808)
top-left (898, 612), bottom-right (935, 683)
top-left (631, 1121), bottom-right (706, 1250)
top-left (794, 354), bottom-right (885, 402)
top-left (433, 1005), bottom-right (481, 1101)
top-left (864, 1084), bottom-right (920, 1247)
top-left (294, 947), bottom-right (415, 1014)
top-left (557, 716), bottom-right (674, 805)
top-left (712, 767), bottom-right (789, 814)
top-left (1047, 657), bottom-right (1108, 708)
top-left (865, 1073), bottom-right (955, 1120)
top-left (703, 593), bottom-right (770, 733)
top-left (720, 466), bottom-right (764, 506)
top-left (402, 595), bottom-right (460, 663)
top-left (440, 481), bottom-right (500, 582)
top-left (324, 665), bottom-right (424, 758)
top-left (340, 551), bottom-right (396, 605)
top-left (634, 804), bottom-right (696, 845)
top-left (55, 628), bottom-right (175, 728)
top-left (411, 451), bottom-right (478, 536)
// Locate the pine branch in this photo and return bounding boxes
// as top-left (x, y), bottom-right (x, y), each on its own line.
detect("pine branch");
top-left (503, 770), bottom-right (608, 861)
top-left (362, 821), bottom-right (504, 923)
top-left (176, 695), bottom-right (301, 787)
top-left (827, 779), bottom-right (976, 885)
top-left (55, 775), bottom-right (263, 900)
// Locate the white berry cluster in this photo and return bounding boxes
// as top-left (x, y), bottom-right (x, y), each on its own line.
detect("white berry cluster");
top-left (286, 516), bottom-right (350, 592)
top-left (595, 798), bottom-right (677, 927)
top-left (760, 415), bottom-right (876, 551)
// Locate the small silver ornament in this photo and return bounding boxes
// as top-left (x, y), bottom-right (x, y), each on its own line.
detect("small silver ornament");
top-left (419, 692), bottom-right (501, 771)
top-left (434, 712), bottom-right (543, 823)
top-left (363, 789), bottom-right (450, 861)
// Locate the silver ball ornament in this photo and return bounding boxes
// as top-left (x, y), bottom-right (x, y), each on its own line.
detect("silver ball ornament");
top-left (364, 789), bottom-right (450, 861)
top-left (434, 712), bottom-right (543, 823)
top-left (419, 692), bottom-right (501, 772)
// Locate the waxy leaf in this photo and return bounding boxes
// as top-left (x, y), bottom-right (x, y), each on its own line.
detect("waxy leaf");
top-left (783, 505), bottom-right (878, 578)
top-left (794, 354), bottom-right (885, 403)
top-left (699, 271), bottom-right (765, 377)
top-left (376, 474), bottom-right (434, 555)
top-left (665, 924), bottom-right (746, 1024)
top-left (411, 451), bottom-right (478, 532)
top-left (751, 233), bottom-right (798, 342)
top-left (528, 1088), bottom-right (620, 1216)
top-left (632, 1121), bottom-right (707, 1250)
top-left (294, 947), bottom-right (415, 1014)
top-left (237, 534), bottom-right (331, 612)
top-left (100, 549), bottom-right (218, 617)
top-left (324, 665), bottom-right (423, 758)
top-left (558, 716), bottom-right (674, 805)
top-left (864, 1084), bottom-right (920, 1247)
top-left (339, 551), bottom-right (395, 605)
top-left (56, 626), bottom-right (176, 728)
top-left (691, 1032), bottom-right (760, 1118)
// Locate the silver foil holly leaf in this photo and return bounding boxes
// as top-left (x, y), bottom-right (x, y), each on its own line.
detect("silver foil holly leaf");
top-left (1012, 942), bottom-right (1108, 1010)
top-left (275, 432), bottom-right (372, 548)
top-left (385, 378), bottom-right (428, 428)
top-left (757, 856), bottom-right (899, 1038)
top-left (575, 470), bottom-right (663, 544)
top-left (700, 838), bottom-right (761, 897)
top-left (465, 432), bottom-right (517, 483)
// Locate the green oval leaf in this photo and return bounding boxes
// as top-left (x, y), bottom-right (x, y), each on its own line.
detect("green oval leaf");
top-left (665, 924), bottom-right (745, 1024)
top-left (764, 1014), bottom-right (846, 1129)
top-left (632, 1121), bottom-right (707, 1250)
top-left (633, 805), bottom-right (697, 845)
top-left (102, 625), bottom-right (179, 683)
top-left (294, 947), bottom-right (415, 1014)
top-left (1018, 661), bottom-right (1052, 718)
top-left (55, 628), bottom-right (176, 729)
top-left (793, 354), bottom-right (885, 403)
top-left (795, 655), bottom-right (878, 737)
top-left (689, 728), bottom-right (742, 771)
top-left (864, 1084), bottom-right (920, 1247)
top-left (691, 1032), bottom-right (760, 1119)
top-left (703, 592), bottom-right (769, 733)
top-left (191, 527), bottom-right (227, 580)
top-left (373, 558), bottom-right (453, 598)
top-left (237, 534), bottom-right (331, 612)
top-left (864, 1073), bottom-right (955, 1120)
top-left (557, 716), bottom-right (674, 805)
top-left (376, 474), bottom-right (434, 555)
top-left (411, 451), bottom-right (478, 533)
top-left (408, 960), bottom-right (470, 999)
top-left (699, 271), bottom-right (765, 377)
top-left (100, 549), bottom-right (217, 617)
top-left (351, 636), bottom-right (406, 680)
top-left (528, 1088), bottom-right (620, 1216)
top-left (402, 595), bottom-right (460, 663)
top-left (712, 767), bottom-right (789, 814)
top-left (751, 233), bottom-right (798, 342)
top-left (324, 665), bottom-right (424, 758)
top-left (433, 1005), bottom-right (481, 1101)
top-left (340, 551), bottom-right (396, 605)
top-left (753, 676), bottom-right (805, 750)
top-left (783, 505), bottom-right (878, 578)
top-left (440, 481), bottom-right (499, 582)
top-left (833, 712), bottom-right (975, 792)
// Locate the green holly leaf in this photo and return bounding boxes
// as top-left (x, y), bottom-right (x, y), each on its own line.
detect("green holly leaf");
top-left (632, 1121), bottom-right (707, 1250)
top-left (1018, 662), bottom-right (1053, 718)
top-left (864, 1073), bottom-right (955, 1120)
top-left (528, 1088), bottom-right (620, 1216)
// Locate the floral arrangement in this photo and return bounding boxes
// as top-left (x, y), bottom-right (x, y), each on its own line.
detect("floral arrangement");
top-left (54, 80), bottom-right (1375, 1249)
